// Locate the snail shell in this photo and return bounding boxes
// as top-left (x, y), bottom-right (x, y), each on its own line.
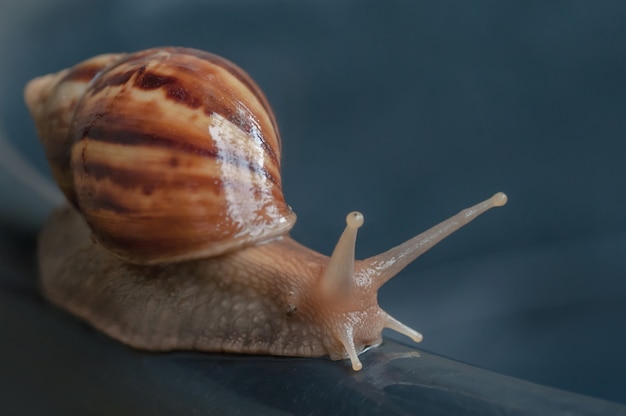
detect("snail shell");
top-left (25, 47), bottom-right (507, 371)
top-left (25, 47), bottom-right (294, 264)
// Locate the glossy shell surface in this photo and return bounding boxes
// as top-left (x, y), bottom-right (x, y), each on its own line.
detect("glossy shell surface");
top-left (33, 47), bottom-right (296, 264)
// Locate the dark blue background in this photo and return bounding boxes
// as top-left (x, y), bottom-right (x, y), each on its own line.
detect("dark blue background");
top-left (1, 0), bottom-right (625, 406)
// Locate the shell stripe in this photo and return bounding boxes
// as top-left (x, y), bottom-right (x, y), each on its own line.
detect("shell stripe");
top-left (80, 126), bottom-right (280, 187)
top-left (89, 67), bottom-right (138, 94)
top-left (82, 61), bottom-right (280, 167)
top-left (63, 64), bottom-right (105, 83)
top-left (74, 156), bottom-right (284, 201)
top-left (182, 48), bottom-right (281, 138)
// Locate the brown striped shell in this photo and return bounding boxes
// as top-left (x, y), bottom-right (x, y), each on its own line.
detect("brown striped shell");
top-left (25, 47), bottom-right (296, 264)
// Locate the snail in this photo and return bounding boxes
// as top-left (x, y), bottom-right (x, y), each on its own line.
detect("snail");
top-left (24, 47), bottom-right (507, 371)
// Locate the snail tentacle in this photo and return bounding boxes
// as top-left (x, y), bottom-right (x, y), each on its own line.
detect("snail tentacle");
top-left (336, 326), bottom-right (363, 371)
top-left (319, 211), bottom-right (363, 299)
top-left (359, 192), bottom-right (508, 289)
top-left (382, 311), bottom-right (423, 343)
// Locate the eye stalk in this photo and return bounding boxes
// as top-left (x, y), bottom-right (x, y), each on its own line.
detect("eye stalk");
top-left (319, 193), bottom-right (508, 371)
top-left (319, 211), bottom-right (364, 300)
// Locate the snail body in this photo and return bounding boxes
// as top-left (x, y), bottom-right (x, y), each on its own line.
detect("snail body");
top-left (25, 47), bottom-right (507, 371)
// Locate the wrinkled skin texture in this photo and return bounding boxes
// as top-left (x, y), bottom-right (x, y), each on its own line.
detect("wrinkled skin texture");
top-left (39, 206), bottom-right (386, 361)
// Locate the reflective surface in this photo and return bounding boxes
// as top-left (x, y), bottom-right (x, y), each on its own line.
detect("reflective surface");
top-left (1, 237), bottom-right (624, 415)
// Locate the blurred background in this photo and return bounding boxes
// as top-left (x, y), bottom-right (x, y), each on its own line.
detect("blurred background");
top-left (1, 0), bottom-right (625, 405)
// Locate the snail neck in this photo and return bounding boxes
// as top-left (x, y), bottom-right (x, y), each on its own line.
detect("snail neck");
top-left (229, 236), bottom-right (329, 290)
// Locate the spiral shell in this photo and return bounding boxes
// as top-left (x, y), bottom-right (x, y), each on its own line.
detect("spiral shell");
top-left (25, 47), bottom-right (295, 264)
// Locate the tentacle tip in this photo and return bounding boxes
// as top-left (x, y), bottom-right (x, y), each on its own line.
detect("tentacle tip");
top-left (351, 360), bottom-right (363, 371)
top-left (346, 211), bottom-right (364, 229)
top-left (413, 332), bottom-right (424, 343)
top-left (491, 192), bottom-right (508, 207)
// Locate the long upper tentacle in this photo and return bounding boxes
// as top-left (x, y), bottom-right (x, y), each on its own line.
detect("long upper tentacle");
top-left (359, 192), bottom-right (507, 289)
